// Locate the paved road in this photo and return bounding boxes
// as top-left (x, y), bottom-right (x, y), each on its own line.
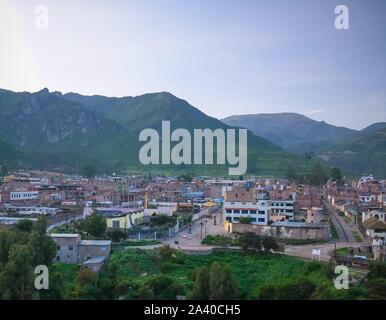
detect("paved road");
top-left (164, 210), bottom-right (227, 249)
top-left (324, 201), bottom-right (367, 243)
top-left (284, 242), bottom-right (365, 262)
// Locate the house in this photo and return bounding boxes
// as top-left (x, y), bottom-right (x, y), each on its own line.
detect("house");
top-left (102, 208), bottom-right (144, 229)
top-left (50, 233), bottom-right (111, 272)
top-left (362, 210), bottom-right (386, 223)
top-left (51, 233), bottom-right (80, 264)
top-left (77, 239), bottom-right (112, 263)
top-left (362, 218), bottom-right (386, 242)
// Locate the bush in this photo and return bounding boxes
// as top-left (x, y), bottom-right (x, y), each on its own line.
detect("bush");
top-left (302, 261), bottom-right (322, 274)
top-left (107, 229), bottom-right (127, 242)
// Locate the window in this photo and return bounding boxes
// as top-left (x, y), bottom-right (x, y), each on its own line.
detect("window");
top-left (113, 220), bottom-right (120, 228)
top-left (250, 210), bottom-right (257, 214)
top-left (242, 210), bottom-right (249, 214)
top-left (69, 245), bottom-right (74, 251)
top-left (226, 209), bottom-right (232, 213)
top-left (258, 218), bottom-right (265, 223)
top-left (233, 217), bottom-right (240, 222)
top-left (57, 245), bottom-right (60, 250)
top-left (233, 210), bottom-right (240, 214)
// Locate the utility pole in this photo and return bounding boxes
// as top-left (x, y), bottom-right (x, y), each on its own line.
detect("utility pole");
top-left (200, 215), bottom-right (203, 240)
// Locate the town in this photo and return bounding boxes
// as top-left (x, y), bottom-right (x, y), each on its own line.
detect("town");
top-left (0, 165), bottom-right (385, 299)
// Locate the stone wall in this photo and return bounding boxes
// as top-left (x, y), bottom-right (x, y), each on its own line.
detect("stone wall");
top-left (228, 222), bottom-right (329, 240)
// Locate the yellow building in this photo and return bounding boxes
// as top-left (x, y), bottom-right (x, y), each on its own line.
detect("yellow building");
top-left (106, 210), bottom-right (144, 230)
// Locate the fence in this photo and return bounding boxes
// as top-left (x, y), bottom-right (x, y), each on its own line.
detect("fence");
top-left (126, 219), bottom-right (191, 241)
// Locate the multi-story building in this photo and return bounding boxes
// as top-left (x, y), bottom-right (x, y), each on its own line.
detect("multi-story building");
top-left (223, 187), bottom-right (269, 225)
top-left (10, 190), bottom-right (39, 201)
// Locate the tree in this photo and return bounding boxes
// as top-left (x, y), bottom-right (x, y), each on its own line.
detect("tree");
top-left (366, 261), bottom-right (386, 299)
top-left (209, 262), bottom-right (223, 299)
top-left (311, 162), bottom-right (328, 186)
top-left (29, 217), bottom-right (56, 266)
top-left (330, 167), bottom-right (343, 182)
top-left (190, 266), bottom-right (210, 300)
top-left (262, 237), bottom-right (279, 254)
top-left (82, 164), bottom-right (96, 179)
top-left (1, 163), bottom-right (8, 177)
top-left (239, 217), bottom-right (252, 224)
top-left (107, 229), bottom-right (127, 242)
top-left (76, 267), bottom-right (96, 286)
top-left (286, 165), bottom-right (297, 181)
top-left (209, 262), bottom-right (239, 300)
top-left (137, 284), bottom-right (155, 300)
top-left (144, 274), bottom-right (183, 299)
top-left (84, 213), bottom-right (107, 238)
top-left (158, 245), bottom-right (176, 262)
top-left (0, 243), bottom-right (35, 299)
top-left (177, 174), bottom-right (192, 182)
top-left (238, 232), bottom-right (261, 252)
top-left (218, 265), bottom-right (239, 299)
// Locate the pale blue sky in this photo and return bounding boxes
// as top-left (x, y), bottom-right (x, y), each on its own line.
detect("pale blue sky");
top-left (1, 0), bottom-right (385, 129)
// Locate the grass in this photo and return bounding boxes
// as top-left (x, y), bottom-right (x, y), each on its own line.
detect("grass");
top-left (330, 221), bottom-right (339, 240)
top-left (121, 239), bottom-right (161, 246)
top-left (352, 231), bottom-right (363, 242)
top-left (52, 263), bottom-right (79, 298)
top-left (334, 247), bottom-right (352, 256)
top-left (100, 249), bottom-right (350, 299)
top-left (201, 234), bottom-right (239, 246)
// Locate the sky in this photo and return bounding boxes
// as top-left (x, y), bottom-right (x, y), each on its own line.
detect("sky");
top-left (0, 0), bottom-right (385, 130)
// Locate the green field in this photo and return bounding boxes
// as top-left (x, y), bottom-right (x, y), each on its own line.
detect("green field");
top-left (55, 249), bottom-right (370, 300)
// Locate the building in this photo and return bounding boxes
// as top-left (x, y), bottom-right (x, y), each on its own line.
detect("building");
top-left (10, 191), bottom-right (39, 201)
top-left (223, 188), bottom-right (269, 225)
top-left (51, 234), bottom-right (80, 264)
top-left (362, 210), bottom-right (386, 223)
top-left (50, 233), bottom-right (111, 272)
top-left (106, 209), bottom-right (144, 229)
top-left (363, 218), bottom-right (386, 242)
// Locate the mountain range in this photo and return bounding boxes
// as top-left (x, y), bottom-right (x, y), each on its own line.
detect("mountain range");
top-left (0, 88), bottom-right (385, 177)
top-left (0, 88), bottom-right (314, 177)
top-left (222, 113), bottom-right (386, 177)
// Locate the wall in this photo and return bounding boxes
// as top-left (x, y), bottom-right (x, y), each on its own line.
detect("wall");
top-left (229, 222), bottom-right (329, 240)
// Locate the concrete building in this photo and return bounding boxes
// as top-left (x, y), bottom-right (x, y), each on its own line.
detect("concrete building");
top-left (51, 234), bottom-right (80, 264)
top-left (50, 233), bottom-right (111, 271)
top-left (10, 191), bottom-right (39, 201)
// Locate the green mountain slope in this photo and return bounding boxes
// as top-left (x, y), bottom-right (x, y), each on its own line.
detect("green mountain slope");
top-left (222, 113), bottom-right (357, 149)
top-left (0, 88), bottom-right (316, 176)
top-left (0, 139), bottom-right (110, 173)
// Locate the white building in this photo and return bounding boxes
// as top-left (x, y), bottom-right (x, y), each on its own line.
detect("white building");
top-left (224, 199), bottom-right (269, 225)
top-left (10, 191), bottom-right (39, 201)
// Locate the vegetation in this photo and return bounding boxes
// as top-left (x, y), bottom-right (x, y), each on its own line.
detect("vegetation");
top-left (330, 221), bottom-right (339, 240)
top-left (0, 217), bottom-right (64, 299)
top-left (83, 213), bottom-right (107, 238)
top-left (201, 235), bottom-right (239, 246)
top-left (82, 164), bottom-right (96, 179)
top-left (239, 217), bottom-right (253, 224)
top-left (56, 249), bottom-right (377, 300)
top-left (352, 231), bottom-right (363, 243)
